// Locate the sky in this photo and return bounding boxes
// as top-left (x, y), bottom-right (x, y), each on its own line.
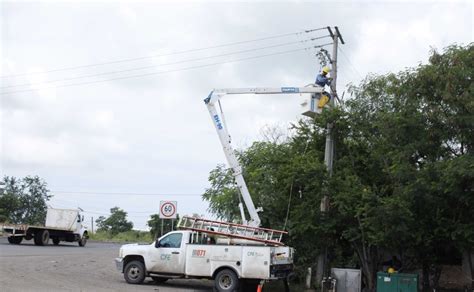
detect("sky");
top-left (0, 0), bottom-right (472, 230)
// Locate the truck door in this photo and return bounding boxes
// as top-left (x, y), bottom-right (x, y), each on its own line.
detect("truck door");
top-left (149, 232), bottom-right (186, 275)
top-left (76, 213), bottom-right (82, 232)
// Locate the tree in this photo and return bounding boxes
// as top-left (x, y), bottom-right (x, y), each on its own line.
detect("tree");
top-left (203, 138), bottom-right (329, 278)
top-left (343, 44), bottom-right (473, 290)
top-left (147, 214), bottom-right (179, 239)
top-left (95, 216), bottom-right (107, 231)
top-left (203, 44), bottom-right (473, 291)
top-left (0, 176), bottom-right (51, 224)
top-left (96, 207), bottom-right (133, 235)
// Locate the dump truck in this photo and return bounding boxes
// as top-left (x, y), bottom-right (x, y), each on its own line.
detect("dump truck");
top-left (2, 207), bottom-right (89, 246)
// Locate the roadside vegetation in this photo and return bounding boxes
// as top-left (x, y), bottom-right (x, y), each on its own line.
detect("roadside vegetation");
top-left (0, 176), bottom-right (50, 224)
top-left (90, 230), bottom-right (153, 243)
top-left (90, 207), bottom-right (177, 243)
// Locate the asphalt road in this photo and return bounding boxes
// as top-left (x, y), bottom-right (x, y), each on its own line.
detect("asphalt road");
top-left (0, 237), bottom-right (213, 292)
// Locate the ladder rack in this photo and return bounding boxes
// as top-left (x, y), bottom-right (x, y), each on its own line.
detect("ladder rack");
top-left (177, 216), bottom-right (287, 246)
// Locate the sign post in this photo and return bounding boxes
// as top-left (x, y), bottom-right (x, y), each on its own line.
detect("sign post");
top-left (159, 201), bottom-right (177, 235)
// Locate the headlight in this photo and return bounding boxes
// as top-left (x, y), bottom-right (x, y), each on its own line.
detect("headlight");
top-left (119, 248), bottom-right (123, 258)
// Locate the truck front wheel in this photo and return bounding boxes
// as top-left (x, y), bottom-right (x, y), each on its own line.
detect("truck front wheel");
top-left (78, 236), bottom-right (87, 247)
top-left (215, 269), bottom-right (239, 292)
top-left (34, 230), bottom-right (49, 246)
top-left (124, 260), bottom-right (146, 284)
top-left (7, 236), bottom-right (23, 244)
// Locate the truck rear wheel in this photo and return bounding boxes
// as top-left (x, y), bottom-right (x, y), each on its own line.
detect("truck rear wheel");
top-left (34, 230), bottom-right (49, 246)
top-left (124, 260), bottom-right (146, 284)
top-left (7, 236), bottom-right (23, 244)
top-left (215, 269), bottom-right (239, 292)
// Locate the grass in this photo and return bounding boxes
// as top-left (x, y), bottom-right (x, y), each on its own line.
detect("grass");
top-left (90, 230), bottom-right (154, 243)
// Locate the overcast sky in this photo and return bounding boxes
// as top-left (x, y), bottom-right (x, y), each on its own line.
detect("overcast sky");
top-left (1, 0), bottom-right (472, 230)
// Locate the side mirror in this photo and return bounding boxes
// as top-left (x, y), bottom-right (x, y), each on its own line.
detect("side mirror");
top-left (155, 240), bottom-right (161, 248)
top-left (81, 215), bottom-right (84, 222)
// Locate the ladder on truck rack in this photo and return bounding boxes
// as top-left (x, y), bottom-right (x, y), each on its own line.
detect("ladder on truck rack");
top-left (177, 216), bottom-right (287, 246)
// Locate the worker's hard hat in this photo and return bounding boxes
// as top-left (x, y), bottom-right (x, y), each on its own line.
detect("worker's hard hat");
top-left (322, 66), bottom-right (331, 74)
top-left (388, 268), bottom-right (396, 274)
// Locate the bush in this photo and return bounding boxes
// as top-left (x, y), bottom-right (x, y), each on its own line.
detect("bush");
top-left (90, 230), bottom-right (153, 243)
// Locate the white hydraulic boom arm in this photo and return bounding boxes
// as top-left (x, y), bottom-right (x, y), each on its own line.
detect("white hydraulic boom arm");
top-left (204, 86), bottom-right (323, 227)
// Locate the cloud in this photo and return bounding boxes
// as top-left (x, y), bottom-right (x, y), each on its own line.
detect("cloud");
top-left (1, 1), bottom-right (472, 229)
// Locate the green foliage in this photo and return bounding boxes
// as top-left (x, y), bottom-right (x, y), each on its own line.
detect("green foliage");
top-left (147, 214), bottom-right (179, 239)
top-left (202, 164), bottom-right (241, 222)
top-left (0, 176), bottom-right (51, 224)
top-left (90, 230), bottom-right (152, 243)
top-left (203, 44), bottom-right (473, 290)
top-left (95, 207), bottom-right (133, 235)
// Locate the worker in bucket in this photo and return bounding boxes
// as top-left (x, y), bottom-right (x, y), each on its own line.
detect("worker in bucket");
top-left (315, 66), bottom-right (333, 108)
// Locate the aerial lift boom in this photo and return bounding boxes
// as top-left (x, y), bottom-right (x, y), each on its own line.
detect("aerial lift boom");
top-left (204, 86), bottom-right (324, 227)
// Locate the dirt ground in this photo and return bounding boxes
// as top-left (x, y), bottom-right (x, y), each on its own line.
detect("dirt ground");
top-left (0, 237), bottom-right (213, 292)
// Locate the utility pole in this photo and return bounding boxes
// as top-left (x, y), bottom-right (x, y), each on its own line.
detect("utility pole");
top-left (91, 217), bottom-right (94, 233)
top-left (315, 26), bottom-right (344, 289)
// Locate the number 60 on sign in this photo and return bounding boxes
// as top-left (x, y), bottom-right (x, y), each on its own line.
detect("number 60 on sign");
top-left (159, 201), bottom-right (177, 219)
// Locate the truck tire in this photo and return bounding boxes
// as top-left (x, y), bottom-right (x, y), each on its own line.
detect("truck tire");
top-left (34, 230), bottom-right (49, 246)
top-left (7, 236), bottom-right (23, 244)
top-left (151, 276), bottom-right (168, 283)
top-left (78, 236), bottom-right (87, 247)
top-left (215, 269), bottom-right (239, 292)
top-left (124, 260), bottom-right (146, 284)
top-left (53, 238), bottom-right (60, 245)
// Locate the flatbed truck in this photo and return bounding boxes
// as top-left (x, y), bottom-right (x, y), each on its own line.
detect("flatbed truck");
top-left (2, 208), bottom-right (89, 246)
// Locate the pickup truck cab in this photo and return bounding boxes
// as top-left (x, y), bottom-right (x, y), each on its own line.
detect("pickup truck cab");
top-left (115, 230), bottom-right (293, 291)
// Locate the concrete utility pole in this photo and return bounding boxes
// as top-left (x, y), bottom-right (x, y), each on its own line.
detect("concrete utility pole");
top-left (315, 26), bottom-right (344, 289)
top-left (91, 217), bottom-right (94, 233)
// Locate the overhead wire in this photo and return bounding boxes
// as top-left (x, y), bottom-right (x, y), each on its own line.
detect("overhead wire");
top-left (2, 35), bottom-right (331, 89)
top-left (0, 27), bottom-right (328, 79)
top-left (338, 46), bottom-right (364, 80)
top-left (50, 197), bottom-right (175, 215)
top-left (50, 190), bottom-right (203, 196)
top-left (1, 42), bottom-right (333, 95)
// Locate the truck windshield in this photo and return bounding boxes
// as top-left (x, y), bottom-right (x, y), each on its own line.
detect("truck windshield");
top-left (159, 233), bottom-right (182, 248)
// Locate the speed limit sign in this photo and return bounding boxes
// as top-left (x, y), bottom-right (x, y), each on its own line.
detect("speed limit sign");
top-left (159, 201), bottom-right (177, 219)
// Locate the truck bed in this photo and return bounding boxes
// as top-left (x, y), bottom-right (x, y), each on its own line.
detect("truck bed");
top-left (2, 223), bottom-right (76, 234)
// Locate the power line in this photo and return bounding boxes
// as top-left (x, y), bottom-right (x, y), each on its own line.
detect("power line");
top-left (1, 43), bottom-right (333, 95)
top-left (2, 35), bottom-right (330, 89)
top-left (0, 27), bottom-right (328, 78)
top-left (338, 46), bottom-right (364, 80)
top-left (49, 198), bottom-right (179, 215)
top-left (51, 190), bottom-right (203, 196)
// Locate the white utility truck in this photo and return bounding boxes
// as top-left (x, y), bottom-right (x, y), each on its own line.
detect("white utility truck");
top-left (116, 87), bottom-right (323, 291)
top-left (115, 219), bottom-right (293, 291)
top-left (2, 208), bottom-right (88, 246)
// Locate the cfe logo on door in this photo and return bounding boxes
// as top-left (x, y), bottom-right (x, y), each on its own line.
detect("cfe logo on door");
top-left (159, 201), bottom-right (177, 219)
